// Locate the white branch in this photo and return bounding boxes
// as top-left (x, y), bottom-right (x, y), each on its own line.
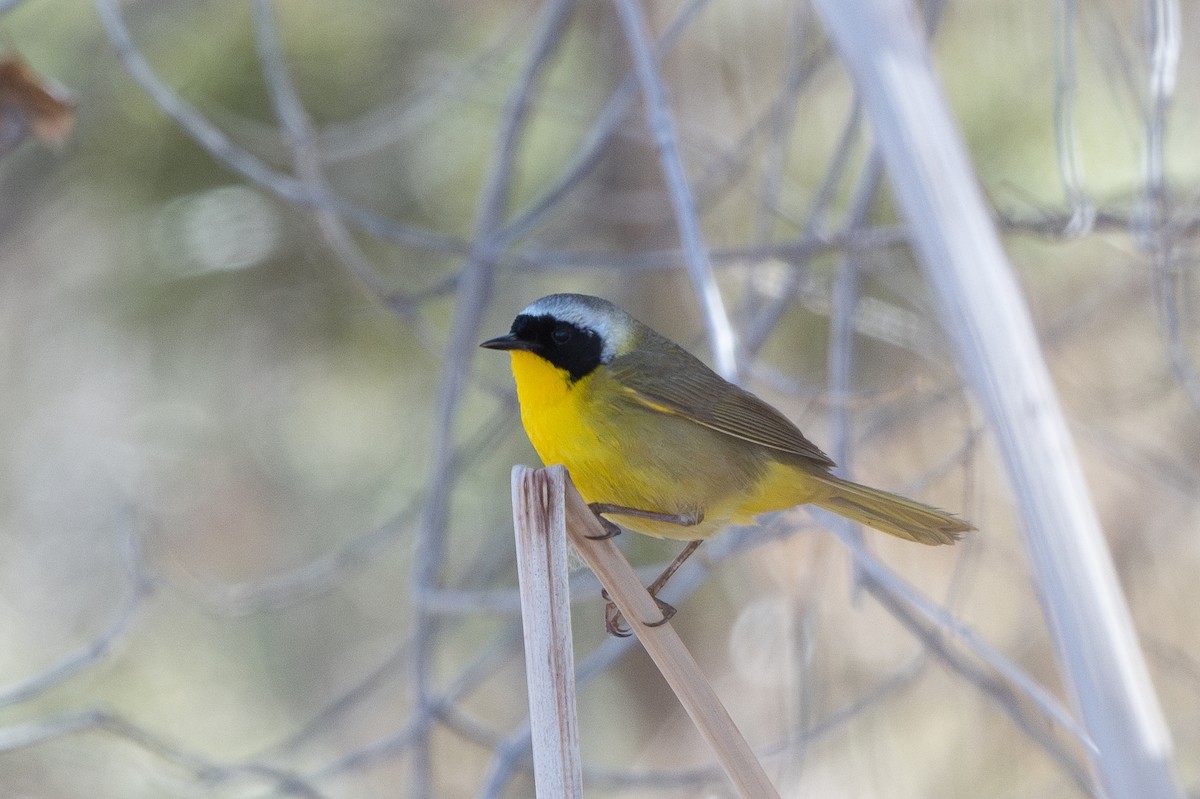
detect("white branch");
top-left (812, 2), bottom-right (1181, 798)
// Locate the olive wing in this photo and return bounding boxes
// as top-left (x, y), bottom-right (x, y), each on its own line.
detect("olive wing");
top-left (608, 338), bottom-right (836, 469)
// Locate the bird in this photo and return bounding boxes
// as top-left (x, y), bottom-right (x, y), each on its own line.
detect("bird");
top-left (482, 293), bottom-right (972, 634)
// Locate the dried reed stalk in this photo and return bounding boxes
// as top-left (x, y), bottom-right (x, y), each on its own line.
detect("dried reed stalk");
top-left (513, 465), bottom-right (780, 799)
top-left (511, 466), bottom-right (584, 799)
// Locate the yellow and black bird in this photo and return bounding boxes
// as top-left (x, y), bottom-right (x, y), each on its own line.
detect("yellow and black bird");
top-left (482, 293), bottom-right (972, 632)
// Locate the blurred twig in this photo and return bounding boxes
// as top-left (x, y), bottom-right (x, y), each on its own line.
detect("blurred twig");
top-left (180, 404), bottom-right (514, 615)
top-left (1150, 240), bottom-right (1200, 412)
top-left (0, 709), bottom-right (327, 798)
top-left (822, 515), bottom-right (1097, 792)
top-left (499, 0), bottom-right (710, 249)
top-left (93, 0), bottom-right (468, 255)
top-left (826, 149), bottom-right (884, 582)
top-left (741, 104), bottom-right (866, 356)
top-left (307, 626), bottom-right (523, 781)
top-left (814, 2), bottom-right (1182, 797)
top-left (613, 0), bottom-right (738, 379)
top-left (1053, 0), bottom-right (1095, 234)
top-left (251, 0), bottom-right (440, 342)
top-left (0, 515), bottom-right (151, 707)
top-left (410, 2), bottom-right (579, 796)
top-left (1138, 0), bottom-right (1179, 229)
top-left (583, 657), bottom-right (924, 793)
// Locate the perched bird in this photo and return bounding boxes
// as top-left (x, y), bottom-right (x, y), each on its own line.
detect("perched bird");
top-left (482, 293), bottom-right (972, 633)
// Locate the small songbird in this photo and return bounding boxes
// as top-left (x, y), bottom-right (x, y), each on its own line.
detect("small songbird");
top-left (482, 293), bottom-right (972, 633)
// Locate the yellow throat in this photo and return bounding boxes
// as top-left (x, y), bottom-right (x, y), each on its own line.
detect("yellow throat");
top-left (508, 349), bottom-right (602, 471)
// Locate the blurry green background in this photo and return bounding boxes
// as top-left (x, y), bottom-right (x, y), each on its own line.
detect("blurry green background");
top-left (0, 0), bottom-right (1197, 797)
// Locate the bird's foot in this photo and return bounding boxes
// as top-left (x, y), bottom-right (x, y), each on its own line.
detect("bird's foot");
top-left (585, 503), bottom-right (623, 540)
top-left (601, 589), bottom-right (676, 637)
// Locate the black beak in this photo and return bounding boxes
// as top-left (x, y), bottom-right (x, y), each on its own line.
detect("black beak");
top-left (480, 333), bottom-right (534, 352)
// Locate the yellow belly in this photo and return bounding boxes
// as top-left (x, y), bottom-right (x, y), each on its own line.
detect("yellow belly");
top-left (508, 351), bottom-right (820, 540)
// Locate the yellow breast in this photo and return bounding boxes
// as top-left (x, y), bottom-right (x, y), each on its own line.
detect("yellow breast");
top-left (506, 349), bottom-right (804, 540)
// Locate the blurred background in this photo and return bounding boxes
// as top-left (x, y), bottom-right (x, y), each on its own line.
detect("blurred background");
top-left (0, 0), bottom-right (1197, 796)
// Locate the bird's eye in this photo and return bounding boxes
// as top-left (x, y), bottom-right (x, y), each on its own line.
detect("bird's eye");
top-left (551, 325), bottom-right (572, 344)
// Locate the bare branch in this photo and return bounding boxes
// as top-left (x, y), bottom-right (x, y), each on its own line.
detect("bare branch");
top-left (0, 709), bottom-right (327, 798)
top-left (0, 517), bottom-right (151, 707)
top-left (410, 3), bottom-right (579, 796)
top-left (92, 0), bottom-right (467, 254)
top-left (813, 2), bottom-right (1182, 796)
top-left (612, 0), bottom-right (738, 379)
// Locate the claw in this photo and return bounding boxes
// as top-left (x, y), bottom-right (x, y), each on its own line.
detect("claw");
top-left (604, 600), bottom-right (632, 637)
top-left (601, 597), bottom-right (675, 636)
top-left (600, 592), bottom-right (677, 637)
top-left (585, 504), bottom-right (623, 540)
top-left (644, 597), bottom-right (677, 628)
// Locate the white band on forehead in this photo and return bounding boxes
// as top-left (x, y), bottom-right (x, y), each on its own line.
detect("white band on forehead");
top-left (519, 294), bottom-right (628, 363)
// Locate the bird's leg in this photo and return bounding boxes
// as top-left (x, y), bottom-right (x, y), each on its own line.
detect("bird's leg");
top-left (601, 541), bottom-right (703, 636)
top-left (583, 504), bottom-right (704, 636)
top-left (585, 503), bottom-right (702, 540)
top-left (644, 539), bottom-right (703, 604)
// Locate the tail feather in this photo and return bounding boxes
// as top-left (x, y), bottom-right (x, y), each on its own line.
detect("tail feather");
top-left (812, 475), bottom-right (973, 546)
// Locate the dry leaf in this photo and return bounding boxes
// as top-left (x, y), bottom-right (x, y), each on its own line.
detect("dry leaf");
top-left (0, 53), bottom-right (76, 155)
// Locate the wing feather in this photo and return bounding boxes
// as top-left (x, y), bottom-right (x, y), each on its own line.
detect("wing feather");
top-left (608, 334), bottom-right (836, 469)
